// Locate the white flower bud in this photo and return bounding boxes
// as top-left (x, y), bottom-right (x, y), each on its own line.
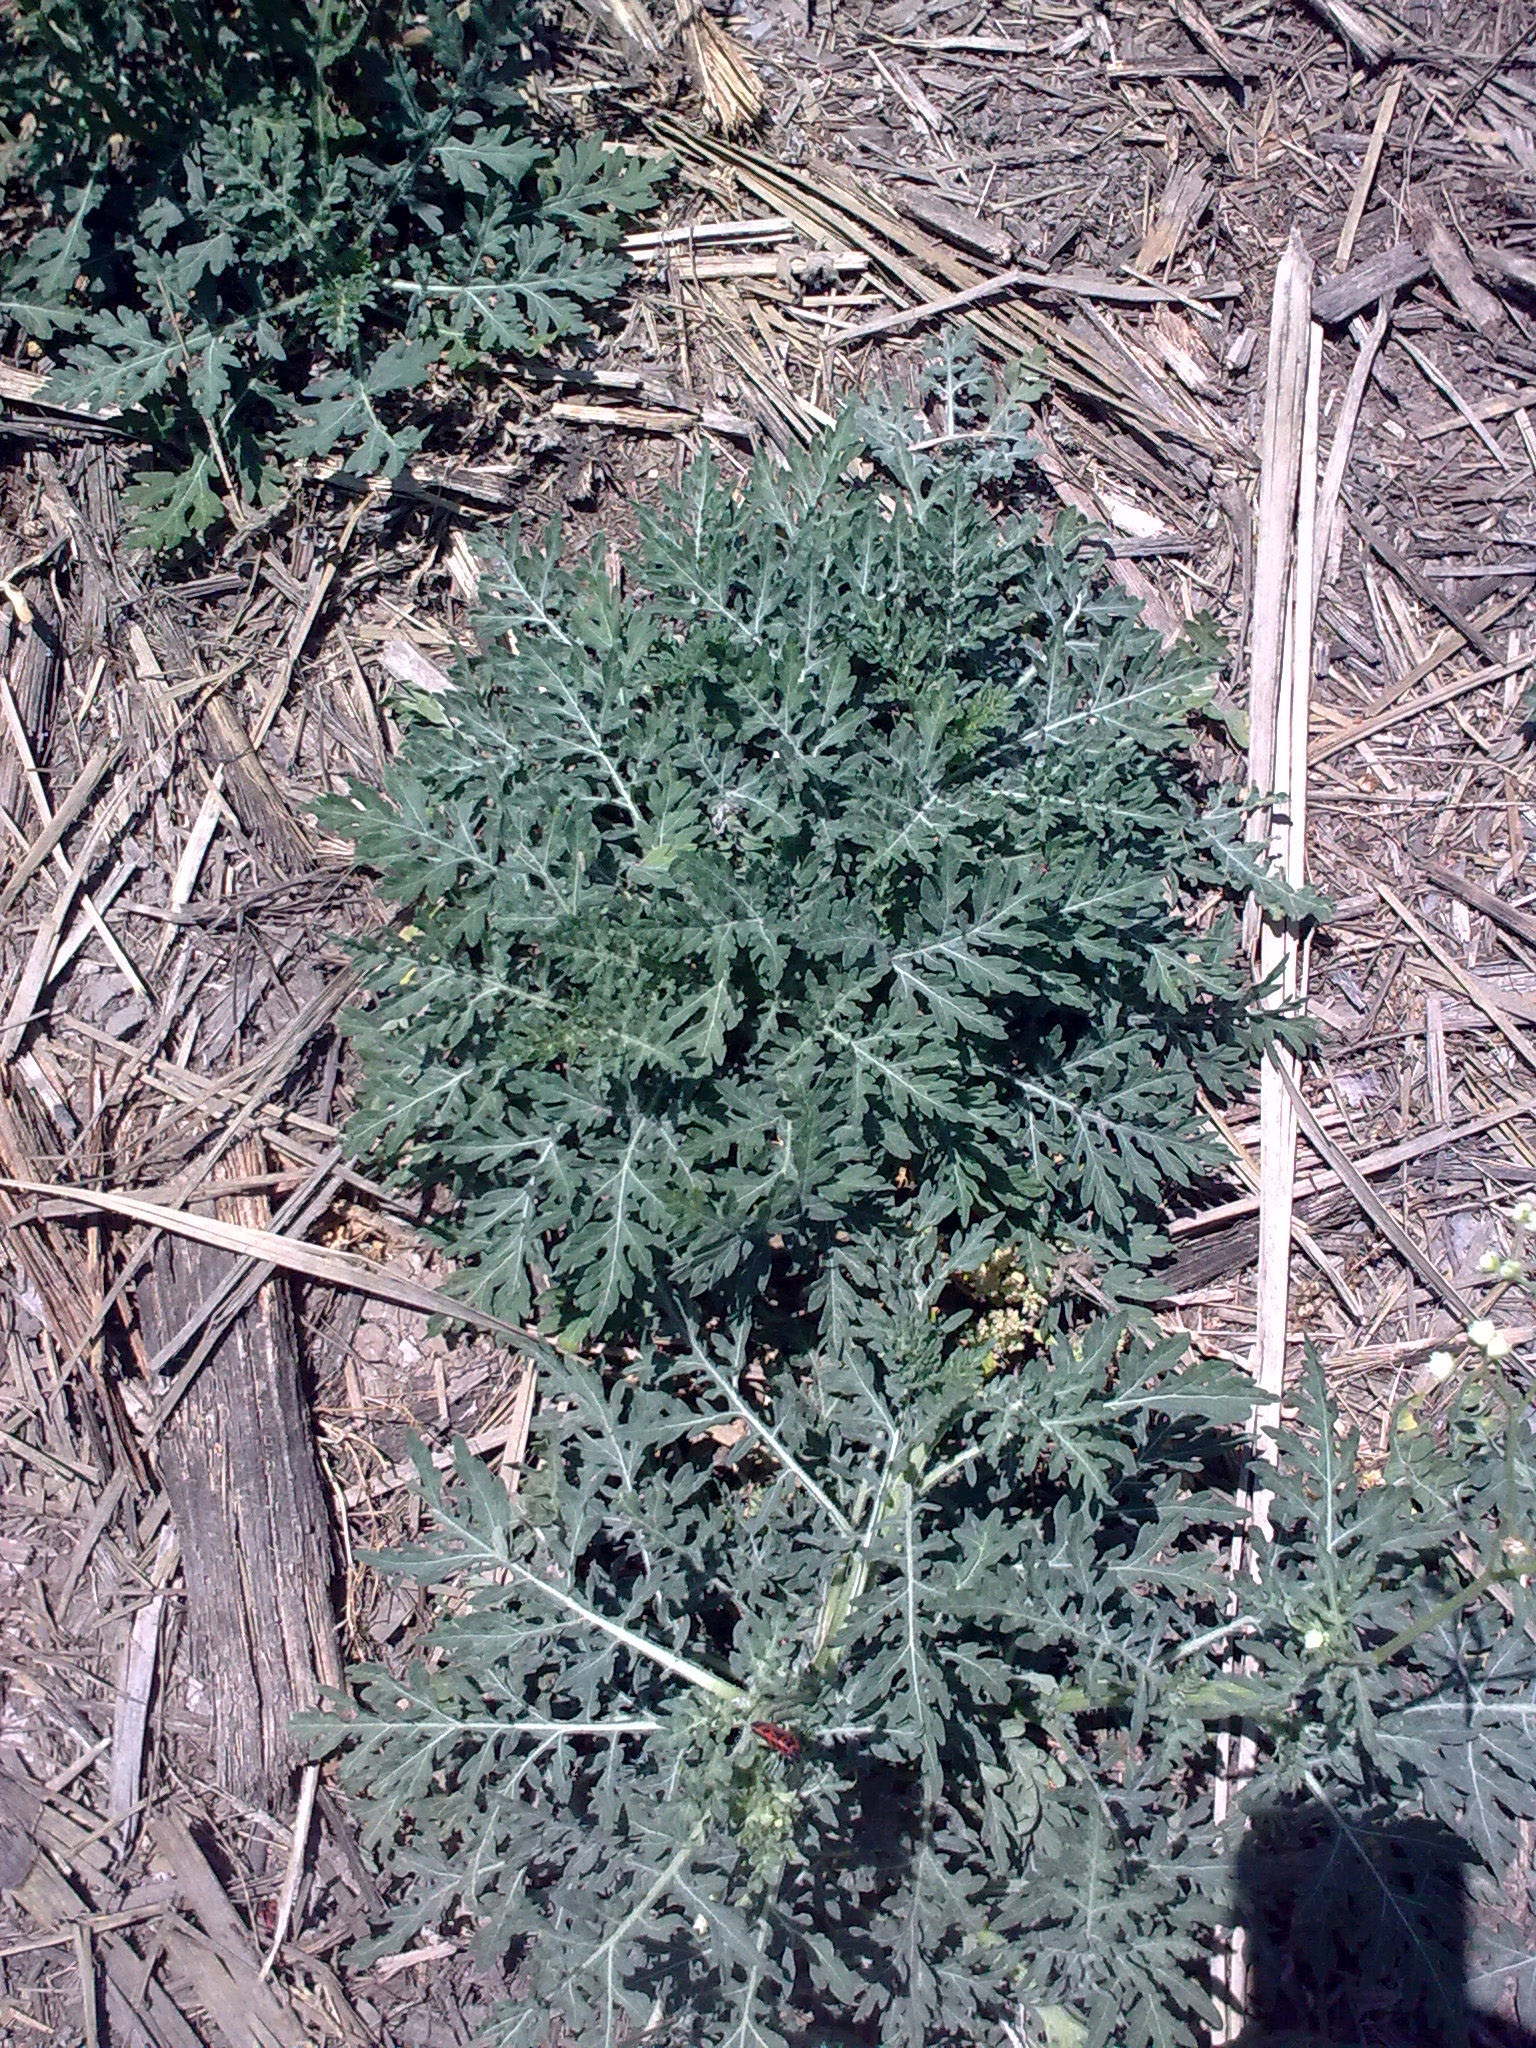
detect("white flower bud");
top-left (1467, 1319), bottom-right (1513, 1359)
top-left (1302, 1626), bottom-right (1327, 1653)
top-left (1426, 1350), bottom-right (1457, 1383)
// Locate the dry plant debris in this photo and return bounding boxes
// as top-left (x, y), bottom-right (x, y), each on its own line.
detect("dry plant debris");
top-left (6, 0), bottom-right (1536, 2040)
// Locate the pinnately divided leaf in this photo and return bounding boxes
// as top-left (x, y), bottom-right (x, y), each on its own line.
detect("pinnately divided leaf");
top-left (314, 355), bottom-right (1536, 2048)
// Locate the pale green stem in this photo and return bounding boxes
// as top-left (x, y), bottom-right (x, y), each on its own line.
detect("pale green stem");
top-left (584, 1834), bottom-right (702, 1983)
top-left (683, 1337), bottom-right (854, 1539)
top-left (427, 1715), bottom-right (663, 1740)
top-left (1363, 1561), bottom-right (1522, 1670)
top-left (494, 1552), bottom-right (747, 1707)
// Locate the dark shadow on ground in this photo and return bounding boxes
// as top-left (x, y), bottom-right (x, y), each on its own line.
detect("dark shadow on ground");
top-left (1234, 1802), bottom-right (1535, 2048)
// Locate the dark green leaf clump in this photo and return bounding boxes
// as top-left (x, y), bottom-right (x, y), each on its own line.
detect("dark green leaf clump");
top-left (336, 356), bottom-right (1305, 1341)
top-left (303, 1277), bottom-right (1536, 2048)
top-left (1, 0), bottom-right (664, 544)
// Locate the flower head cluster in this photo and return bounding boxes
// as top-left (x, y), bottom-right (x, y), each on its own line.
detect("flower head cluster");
top-left (1468, 1319), bottom-right (1513, 1361)
top-left (1478, 1249), bottom-right (1525, 1282)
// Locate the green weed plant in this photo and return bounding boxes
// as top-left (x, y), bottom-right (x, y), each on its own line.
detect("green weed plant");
top-left (314, 351), bottom-right (1536, 2045)
top-left (2, 0), bottom-right (663, 544)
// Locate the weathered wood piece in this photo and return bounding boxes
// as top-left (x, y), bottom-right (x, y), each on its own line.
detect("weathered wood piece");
top-left (137, 1136), bottom-right (336, 1805)
top-left (1416, 210), bottom-right (1504, 333)
top-left (1303, 0), bottom-right (1396, 64)
top-left (1313, 241), bottom-right (1429, 323)
top-left (1473, 241), bottom-right (1536, 301)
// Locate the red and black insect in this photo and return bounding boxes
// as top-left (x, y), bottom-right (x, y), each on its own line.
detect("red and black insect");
top-left (750, 1721), bottom-right (801, 1759)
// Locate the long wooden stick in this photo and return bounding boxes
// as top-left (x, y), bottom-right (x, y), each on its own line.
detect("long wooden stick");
top-left (1245, 233), bottom-right (1315, 841)
top-left (1214, 230), bottom-right (1318, 2045)
top-left (1253, 298), bottom-right (1321, 1471)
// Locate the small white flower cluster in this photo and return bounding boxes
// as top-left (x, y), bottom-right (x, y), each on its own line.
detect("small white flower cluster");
top-left (1412, 1199), bottom-right (1534, 1391)
top-left (1423, 1319), bottom-right (1513, 1384)
top-left (1478, 1248), bottom-right (1527, 1282)
top-left (1467, 1318), bottom-right (1514, 1360)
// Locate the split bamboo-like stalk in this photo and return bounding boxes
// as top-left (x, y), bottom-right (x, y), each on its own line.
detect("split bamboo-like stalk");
top-left (581, 0), bottom-right (665, 56)
top-left (676, 0), bottom-right (764, 134)
top-left (1252, 236), bottom-right (1320, 1474)
top-left (1213, 228), bottom-right (1319, 2044)
top-left (580, 0), bottom-right (764, 132)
